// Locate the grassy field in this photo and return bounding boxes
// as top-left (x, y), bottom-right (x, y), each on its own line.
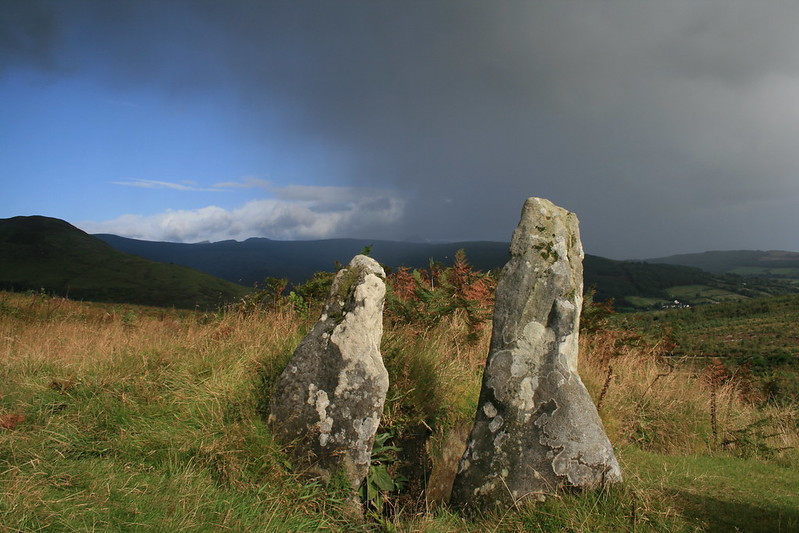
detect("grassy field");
top-left (730, 266), bottom-right (799, 278)
top-left (624, 285), bottom-right (750, 309)
top-left (665, 285), bottom-right (749, 305)
top-left (613, 295), bottom-right (799, 392)
top-left (1, 291), bottom-right (797, 531)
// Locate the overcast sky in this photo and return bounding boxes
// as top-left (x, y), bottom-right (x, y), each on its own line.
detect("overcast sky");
top-left (2, 1), bottom-right (799, 259)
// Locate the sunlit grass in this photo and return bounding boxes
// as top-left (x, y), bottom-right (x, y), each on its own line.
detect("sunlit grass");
top-left (1, 291), bottom-right (797, 531)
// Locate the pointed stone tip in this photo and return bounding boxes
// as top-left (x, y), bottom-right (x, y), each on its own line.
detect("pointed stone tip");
top-left (523, 196), bottom-right (550, 206)
top-left (348, 254), bottom-right (385, 279)
top-left (509, 198), bottom-right (581, 258)
top-left (521, 197), bottom-right (575, 218)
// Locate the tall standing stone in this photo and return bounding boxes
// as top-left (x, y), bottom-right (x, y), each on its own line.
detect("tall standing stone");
top-left (450, 198), bottom-right (621, 510)
top-left (268, 255), bottom-right (388, 490)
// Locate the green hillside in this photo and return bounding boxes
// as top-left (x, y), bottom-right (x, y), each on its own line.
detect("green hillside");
top-left (618, 293), bottom-right (799, 364)
top-left (0, 216), bottom-right (249, 309)
top-left (584, 255), bottom-right (796, 311)
top-left (648, 250), bottom-right (799, 282)
top-left (615, 294), bottom-right (799, 404)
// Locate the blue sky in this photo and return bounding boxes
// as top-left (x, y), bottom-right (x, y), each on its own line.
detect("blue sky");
top-left (1, 53), bottom-right (396, 243)
top-left (3, 1), bottom-right (799, 258)
top-left (4, 73), bottom-right (252, 219)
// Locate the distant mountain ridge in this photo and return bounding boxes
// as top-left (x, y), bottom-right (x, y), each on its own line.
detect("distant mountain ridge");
top-left (2, 215), bottom-right (794, 311)
top-left (0, 216), bottom-right (249, 309)
top-left (94, 233), bottom-right (511, 286)
top-left (95, 232), bottom-right (799, 310)
top-left (647, 250), bottom-right (799, 279)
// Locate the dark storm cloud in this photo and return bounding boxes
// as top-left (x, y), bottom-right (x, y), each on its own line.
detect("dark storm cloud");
top-left (0, 2), bottom-right (61, 73)
top-left (5, 1), bottom-right (799, 257)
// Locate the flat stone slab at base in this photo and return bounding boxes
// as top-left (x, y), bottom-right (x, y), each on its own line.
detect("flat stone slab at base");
top-left (450, 197), bottom-right (622, 511)
top-left (268, 255), bottom-right (388, 490)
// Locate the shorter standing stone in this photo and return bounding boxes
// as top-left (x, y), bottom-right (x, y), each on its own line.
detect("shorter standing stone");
top-left (268, 255), bottom-right (388, 490)
top-left (450, 198), bottom-right (622, 511)
top-left (426, 423), bottom-right (471, 507)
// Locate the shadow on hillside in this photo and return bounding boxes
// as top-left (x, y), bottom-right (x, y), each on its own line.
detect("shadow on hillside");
top-left (672, 490), bottom-right (799, 533)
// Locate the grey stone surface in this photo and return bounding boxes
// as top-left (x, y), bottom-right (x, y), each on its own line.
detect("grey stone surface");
top-left (450, 197), bottom-right (622, 510)
top-left (268, 254), bottom-right (388, 490)
top-left (426, 423), bottom-right (471, 508)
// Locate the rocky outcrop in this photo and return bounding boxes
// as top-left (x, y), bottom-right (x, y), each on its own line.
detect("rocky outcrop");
top-left (268, 255), bottom-right (388, 490)
top-left (450, 197), bottom-right (621, 510)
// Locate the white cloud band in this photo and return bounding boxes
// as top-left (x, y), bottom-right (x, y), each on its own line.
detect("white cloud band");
top-left (78, 187), bottom-right (405, 243)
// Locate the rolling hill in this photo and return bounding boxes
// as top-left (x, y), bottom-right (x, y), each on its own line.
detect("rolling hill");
top-left (647, 250), bottom-right (799, 280)
top-left (95, 232), bottom-right (798, 311)
top-left (94, 234), bottom-right (511, 286)
top-left (0, 216), bottom-right (249, 309)
top-left (3, 215), bottom-right (794, 311)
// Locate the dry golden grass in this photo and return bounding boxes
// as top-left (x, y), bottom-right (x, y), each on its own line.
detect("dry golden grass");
top-left (1, 292), bottom-right (302, 379)
top-left (580, 327), bottom-right (799, 456)
top-left (382, 311), bottom-right (490, 428)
